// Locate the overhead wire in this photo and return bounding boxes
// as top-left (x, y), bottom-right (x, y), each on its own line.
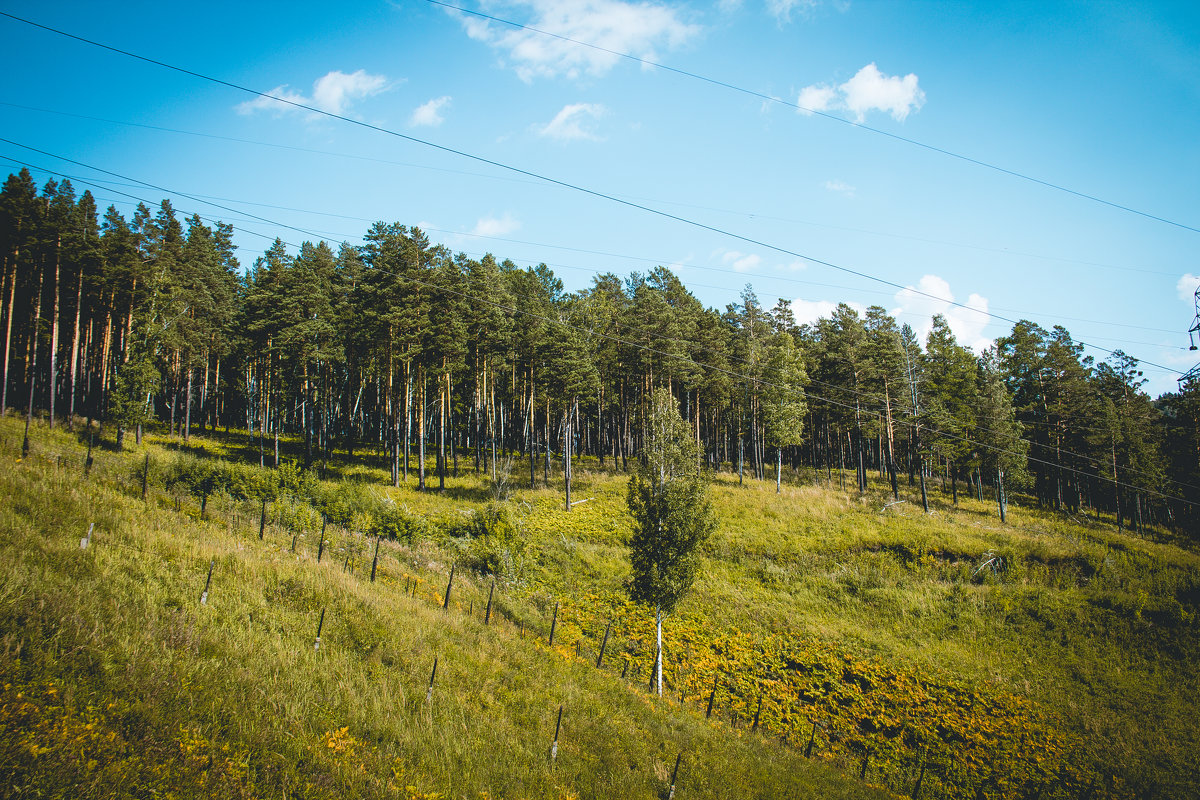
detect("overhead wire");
top-left (1, 101), bottom-right (1180, 282)
top-left (423, 0), bottom-right (1200, 236)
top-left (0, 11), bottom-right (1187, 379)
top-left (1, 152), bottom-right (1187, 346)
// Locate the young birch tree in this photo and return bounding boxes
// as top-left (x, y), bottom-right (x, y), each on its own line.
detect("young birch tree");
top-left (627, 388), bottom-right (716, 697)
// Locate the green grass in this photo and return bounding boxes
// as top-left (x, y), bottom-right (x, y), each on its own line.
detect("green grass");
top-left (2, 415), bottom-right (1197, 798)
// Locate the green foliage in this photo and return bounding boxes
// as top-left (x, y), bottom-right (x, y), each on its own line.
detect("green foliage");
top-left (627, 389), bottom-right (717, 616)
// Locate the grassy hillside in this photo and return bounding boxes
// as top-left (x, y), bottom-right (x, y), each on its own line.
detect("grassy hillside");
top-left (1, 415), bottom-right (1197, 799)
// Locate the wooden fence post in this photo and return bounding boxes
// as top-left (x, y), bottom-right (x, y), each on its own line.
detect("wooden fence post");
top-left (667, 752), bottom-right (681, 800)
top-left (259, 498), bottom-right (268, 540)
top-left (805, 719), bottom-right (818, 757)
top-left (80, 522), bottom-right (94, 550)
top-left (706, 682), bottom-right (717, 719)
top-left (913, 751), bottom-right (927, 799)
top-left (84, 434), bottom-right (94, 476)
top-left (370, 536), bottom-right (381, 582)
top-left (141, 453), bottom-right (149, 500)
top-left (426, 656), bottom-right (438, 703)
top-left (998, 469), bottom-right (1007, 523)
top-left (484, 579), bottom-right (495, 625)
top-left (314, 607), bottom-right (326, 651)
top-left (443, 565), bottom-right (455, 609)
top-left (550, 705), bottom-right (563, 765)
top-left (200, 560), bottom-right (214, 605)
top-left (317, 515), bottom-right (327, 562)
top-left (548, 601), bottom-right (559, 646)
top-left (596, 620), bottom-right (611, 668)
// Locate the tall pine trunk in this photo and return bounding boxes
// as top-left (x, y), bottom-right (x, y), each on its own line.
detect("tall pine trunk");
top-left (1, 246), bottom-right (17, 414)
top-left (66, 263), bottom-right (84, 430)
top-left (23, 260), bottom-right (44, 457)
top-left (47, 235), bottom-right (60, 428)
top-left (417, 370), bottom-right (426, 491)
top-left (654, 604), bottom-right (663, 697)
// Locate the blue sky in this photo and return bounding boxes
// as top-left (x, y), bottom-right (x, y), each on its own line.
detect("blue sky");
top-left (1, 0), bottom-right (1197, 395)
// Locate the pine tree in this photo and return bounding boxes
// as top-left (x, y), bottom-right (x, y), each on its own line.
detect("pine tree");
top-left (627, 388), bottom-right (716, 696)
top-left (761, 331), bottom-right (808, 492)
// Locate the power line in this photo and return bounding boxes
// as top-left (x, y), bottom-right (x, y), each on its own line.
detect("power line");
top-left (0, 11), bottom-right (1186, 379)
top-left (424, 0), bottom-right (1200, 236)
top-left (2, 151), bottom-right (1186, 347)
top-left (1, 100), bottom-right (1179, 282)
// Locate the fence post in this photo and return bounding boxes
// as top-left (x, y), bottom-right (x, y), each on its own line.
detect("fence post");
top-left (443, 565), bottom-right (455, 609)
top-left (550, 705), bottom-right (563, 765)
top-left (314, 607), bottom-right (326, 651)
top-left (706, 681), bottom-right (717, 719)
top-left (370, 536), bottom-right (381, 582)
top-left (79, 522), bottom-right (94, 550)
top-left (596, 620), bottom-right (612, 668)
top-left (426, 656), bottom-right (438, 703)
top-left (317, 515), bottom-right (327, 562)
top-left (484, 579), bottom-right (495, 625)
top-left (667, 752), bottom-right (681, 800)
top-left (548, 601), bottom-right (559, 646)
top-left (141, 453), bottom-right (149, 500)
top-left (200, 560), bottom-right (214, 605)
top-left (805, 719), bottom-right (818, 757)
top-left (259, 498), bottom-right (268, 540)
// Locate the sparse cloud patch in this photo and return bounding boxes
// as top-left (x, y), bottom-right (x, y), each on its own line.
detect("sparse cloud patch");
top-left (1177, 273), bottom-right (1199, 302)
top-left (471, 214), bottom-right (522, 237)
top-left (410, 96), bottom-right (451, 127)
top-left (824, 179), bottom-right (855, 198)
top-left (720, 250), bottom-right (762, 273)
top-left (537, 103), bottom-right (607, 141)
top-left (236, 69), bottom-right (388, 118)
top-left (449, 0), bottom-right (699, 81)
top-left (767, 0), bottom-right (818, 24)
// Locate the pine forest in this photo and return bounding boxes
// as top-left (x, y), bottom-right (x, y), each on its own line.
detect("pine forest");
top-left (1, 168), bottom-right (1195, 531)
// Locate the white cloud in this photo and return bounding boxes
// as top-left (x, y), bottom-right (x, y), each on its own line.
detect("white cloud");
top-left (450, 0), bottom-right (699, 81)
top-left (841, 63), bottom-right (925, 122)
top-left (720, 250), bottom-right (762, 272)
top-left (236, 69), bottom-right (388, 118)
top-left (766, 0), bottom-right (818, 23)
top-left (789, 298), bottom-right (866, 326)
top-left (471, 214), bottom-right (521, 237)
top-left (537, 103), bottom-right (607, 141)
top-left (236, 85), bottom-right (307, 116)
top-left (797, 84), bottom-right (837, 114)
top-left (1177, 273), bottom-right (1199, 302)
top-left (797, 62), bottom-right (925, 122)
top-left (823, 179), bottom-right (855, 197)
top-left (410, 96), bottom-right (451, 127)
top-left (891, 274), bottom-right (991, 353)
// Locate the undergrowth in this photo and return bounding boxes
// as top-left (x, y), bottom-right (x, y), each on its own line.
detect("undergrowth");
top-left (1, 415), bottom-right (1197, 799)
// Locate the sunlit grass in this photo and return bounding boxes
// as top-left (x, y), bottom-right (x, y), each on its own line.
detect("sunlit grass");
top-left (2, 413), bottom-right (1197, 798)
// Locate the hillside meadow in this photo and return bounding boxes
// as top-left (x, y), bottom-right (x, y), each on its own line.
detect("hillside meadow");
top-left (1, 415), bottom-right (1197, 799)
